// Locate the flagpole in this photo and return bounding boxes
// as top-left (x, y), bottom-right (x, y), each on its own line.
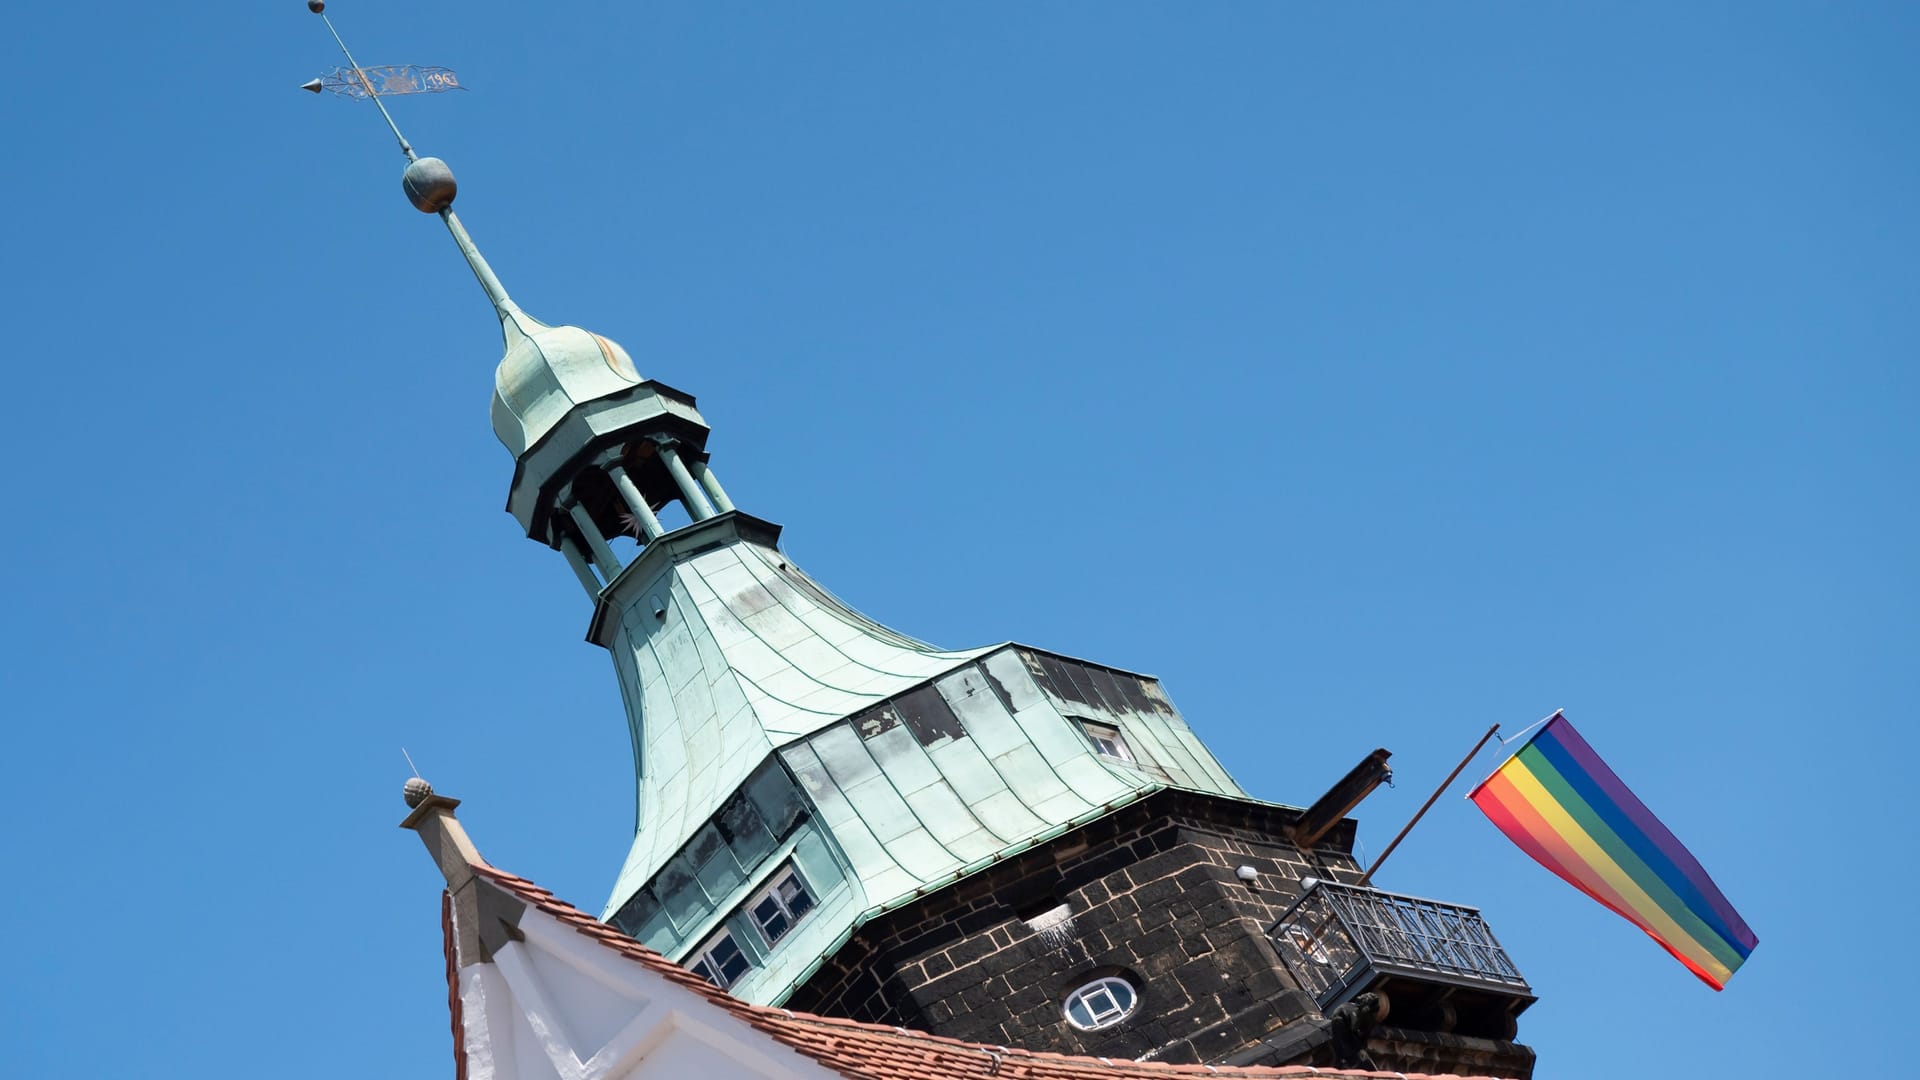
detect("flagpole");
top-left (1357, 723), bottom-right (1501, 887)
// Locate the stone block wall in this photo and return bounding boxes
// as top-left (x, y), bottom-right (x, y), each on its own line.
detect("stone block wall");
top-left (785, 791), bottom-right (1364, 1063)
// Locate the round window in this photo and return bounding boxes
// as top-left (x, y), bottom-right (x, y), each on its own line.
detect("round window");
top-left (1062, 976), bottom-right (1138, 1031)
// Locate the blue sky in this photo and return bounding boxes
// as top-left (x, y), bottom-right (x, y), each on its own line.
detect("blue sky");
top-left (2, 2), bottom-right (1914, 1076)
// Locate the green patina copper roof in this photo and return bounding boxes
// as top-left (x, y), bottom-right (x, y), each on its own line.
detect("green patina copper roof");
top-left (582, 512), bottom-right (1249, 1004)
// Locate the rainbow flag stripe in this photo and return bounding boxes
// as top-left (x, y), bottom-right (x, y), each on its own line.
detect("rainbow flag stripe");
top-left (1468, 714), bottom-right (1758, 990)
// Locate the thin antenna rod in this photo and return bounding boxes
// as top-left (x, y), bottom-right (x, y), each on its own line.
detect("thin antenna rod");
top-left (316, 11), bottom-right (417, 161)
top-left (401, 747), bottom-right (423, 778)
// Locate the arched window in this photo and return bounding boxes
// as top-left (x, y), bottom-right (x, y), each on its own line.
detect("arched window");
top-left (1062, 976), bottom-right (1138, 1031)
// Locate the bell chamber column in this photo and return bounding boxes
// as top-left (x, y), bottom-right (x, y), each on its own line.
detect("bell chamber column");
top-left (652, 436), bottom-right (718, 521)
top-left (557, 531), bottom-right (605, 598)
top-left (549, 438), bottom-right (747, 600)
top-left (564, 490), bottom-right (623, 583)
top-left (602, 452), bottom-right (667, 542)
top-left (689, 456), bottom-right (736, 514)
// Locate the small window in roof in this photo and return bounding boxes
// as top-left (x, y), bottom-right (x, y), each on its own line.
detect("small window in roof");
top-left (747, 864), bottom-right (816, 947)
top-left (689, 927), bottom-right (752, 990)
top-left (1078, 720), bottom-right (1134, 763)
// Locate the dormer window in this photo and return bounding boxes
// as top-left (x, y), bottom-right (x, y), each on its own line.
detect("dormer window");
top-left (1079, 720), bottom-right (1134, 763)
top-left (747, 865), bottom-right (816, 946)
top-left (689, 927), bottom-right (752, 989)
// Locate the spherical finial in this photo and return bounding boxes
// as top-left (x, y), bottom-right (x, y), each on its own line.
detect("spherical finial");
top-left (403, 775), bottom-right (435, 808)
top-left (308, 1), bottom-right (326, 13)
top-left (402, 157), bottom-right (458, 214)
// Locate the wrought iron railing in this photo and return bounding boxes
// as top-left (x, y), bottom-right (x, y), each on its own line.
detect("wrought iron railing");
top-left (1268, 880), bottom-right (1529, 1010)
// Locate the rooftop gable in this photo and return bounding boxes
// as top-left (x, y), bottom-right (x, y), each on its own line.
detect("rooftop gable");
top-left (434, 837), bottom-right (1512, 1080)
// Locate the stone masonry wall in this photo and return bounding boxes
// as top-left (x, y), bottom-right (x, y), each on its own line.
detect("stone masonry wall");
top-left (785, 791), bottom-right (1365, 1064)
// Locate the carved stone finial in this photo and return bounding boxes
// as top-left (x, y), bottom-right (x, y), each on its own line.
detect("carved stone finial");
top-left (404, 775), bottom-right (435, 808)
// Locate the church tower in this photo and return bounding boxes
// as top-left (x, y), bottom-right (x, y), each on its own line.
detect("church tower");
top-left (317, 6), bottom-right (1539, 1072)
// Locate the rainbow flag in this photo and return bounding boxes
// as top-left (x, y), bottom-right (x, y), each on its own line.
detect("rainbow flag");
top-left (1468, 713), bottom-right (1758, 989)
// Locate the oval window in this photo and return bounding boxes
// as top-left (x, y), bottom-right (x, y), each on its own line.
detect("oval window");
top-left (1062, 976), bottom-right (1138, 1031)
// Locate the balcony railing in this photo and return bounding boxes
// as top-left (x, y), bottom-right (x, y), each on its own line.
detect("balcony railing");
top-left (1268, 880), bottom-right (1530, 1011)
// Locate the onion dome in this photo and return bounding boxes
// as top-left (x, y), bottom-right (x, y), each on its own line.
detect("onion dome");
top-left (385, 156), bottom-right (645, 457)
top-left (490, 316), bottom-right (643, 457)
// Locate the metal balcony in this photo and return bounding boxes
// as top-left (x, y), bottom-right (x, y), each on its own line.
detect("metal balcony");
top-left (1268, 880), bottom-right (1532, 1014)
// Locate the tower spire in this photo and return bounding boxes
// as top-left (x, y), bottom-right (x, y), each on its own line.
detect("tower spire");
top-left (305, 0), bottom-right (532, 346)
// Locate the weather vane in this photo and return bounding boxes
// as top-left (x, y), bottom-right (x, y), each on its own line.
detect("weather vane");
top-left (298, 0), bottom-right (462, 164)
top-left (306, 64), bottom-right (464, 100)
top-left (299, 0), bottom-right (521, 330)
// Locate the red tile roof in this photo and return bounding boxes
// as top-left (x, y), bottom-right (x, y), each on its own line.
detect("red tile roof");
top-left (448, 864), bottom-right (1503, 1080)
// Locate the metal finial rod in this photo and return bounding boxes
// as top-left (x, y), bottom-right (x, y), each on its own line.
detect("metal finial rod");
top-left (438, 206), bottom-right (519, 321)
top-left (306, 1), bottom-right (526, 333)
top-left (314, 8), bottom-right (417, 162)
